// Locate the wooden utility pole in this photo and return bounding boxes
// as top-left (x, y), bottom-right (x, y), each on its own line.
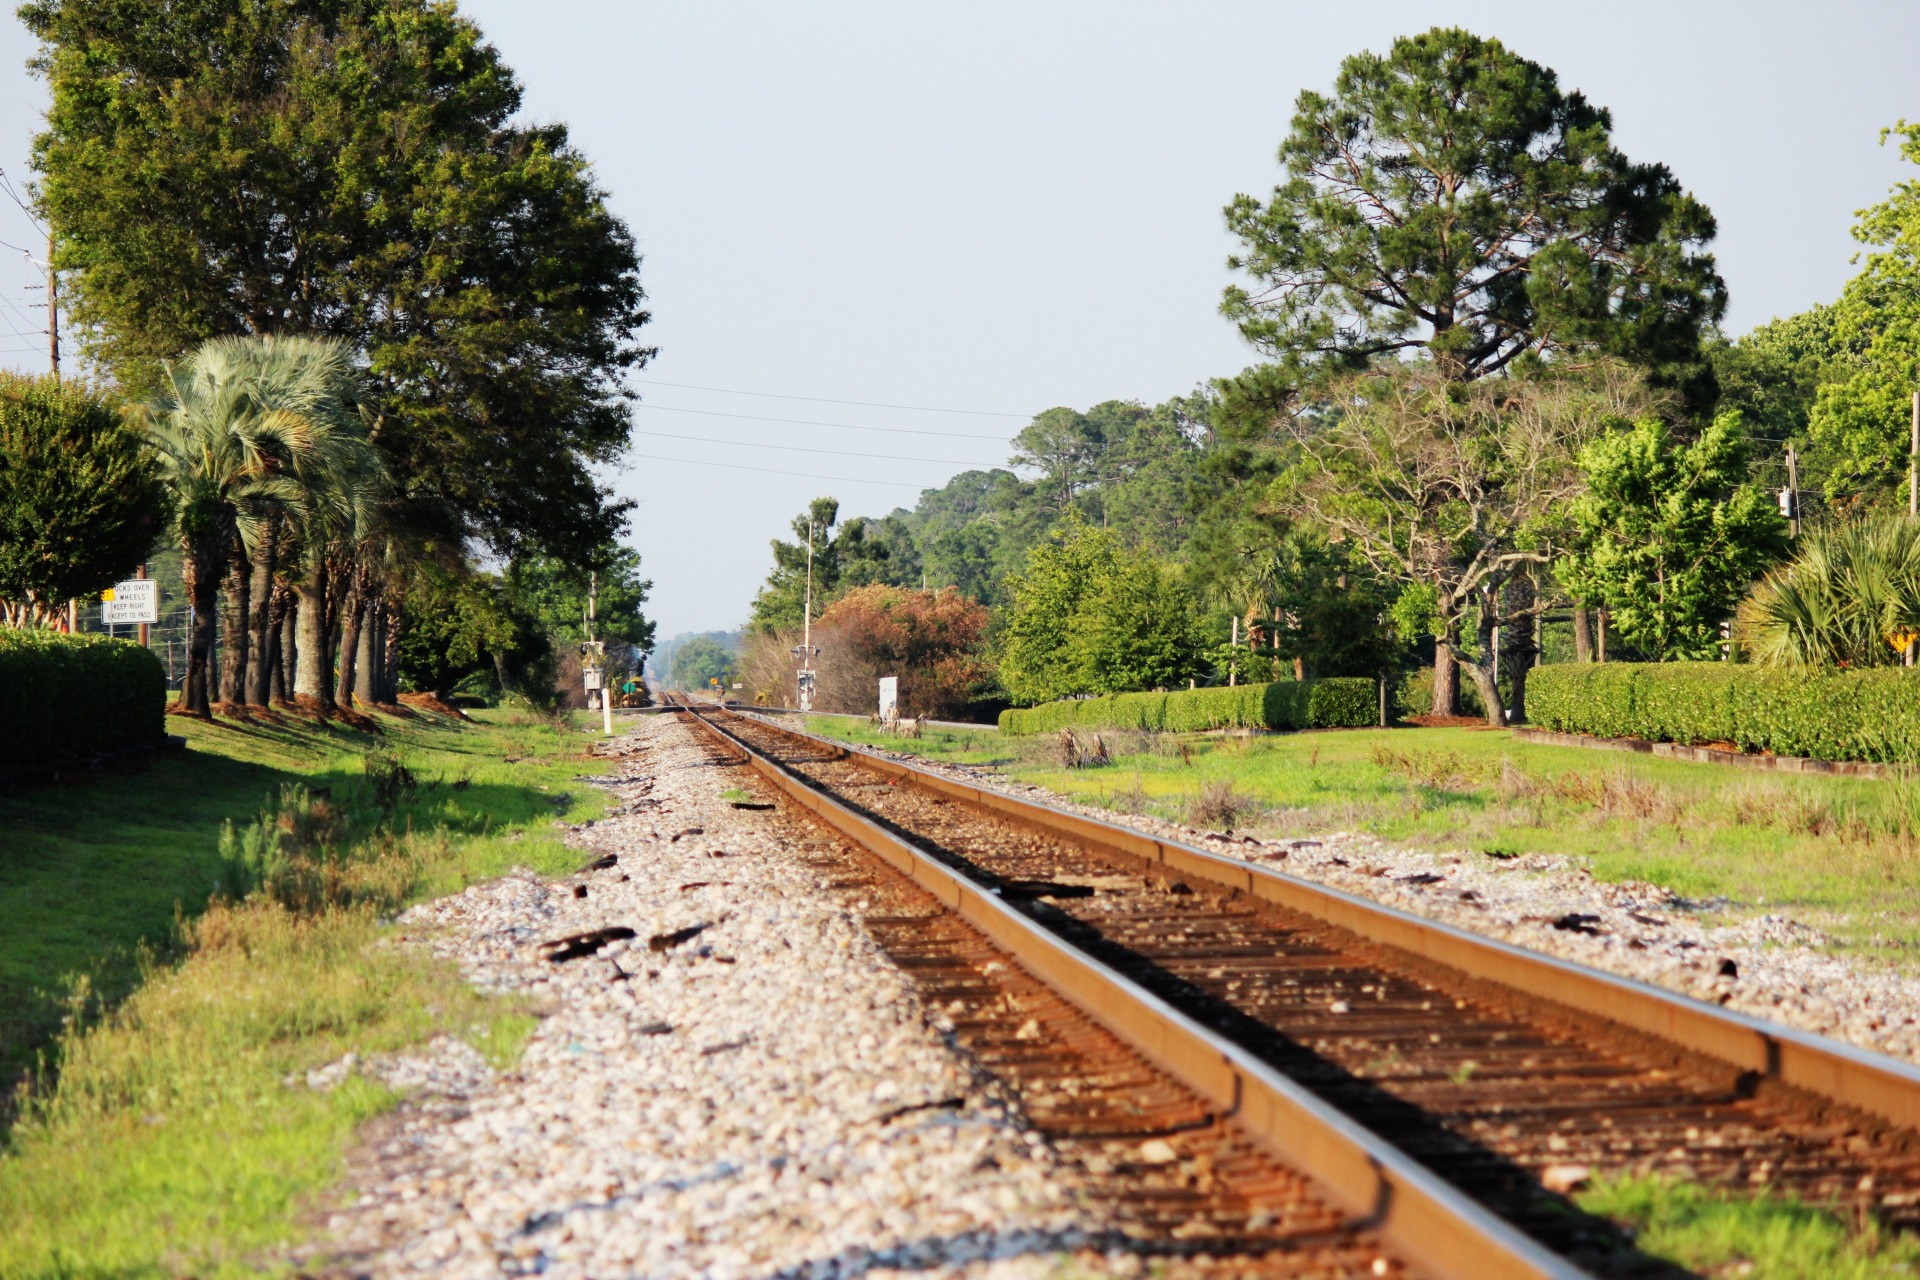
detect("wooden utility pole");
top-left (1910, 390), bottom-right (1918, 518)
top-left (1786, 444), bottom-right (1801, 537)
top-left (45, 231), bottom-right (57, 379)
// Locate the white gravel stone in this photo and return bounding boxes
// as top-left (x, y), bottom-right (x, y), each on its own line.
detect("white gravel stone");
top-left (300, 713), bottom-right (1109, 1279)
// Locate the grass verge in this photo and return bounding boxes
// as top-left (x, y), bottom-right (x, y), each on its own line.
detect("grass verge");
top-left (0, 704), bottom-right (608, 1277)
top-left (807, 717), bottom-right (1920, 955)
top-left (1578, 1175), bottom-right (1920, 1278)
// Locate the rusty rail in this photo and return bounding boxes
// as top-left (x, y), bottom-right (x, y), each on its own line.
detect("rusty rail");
top-left (674, 701), bottom-right (1592, 1280)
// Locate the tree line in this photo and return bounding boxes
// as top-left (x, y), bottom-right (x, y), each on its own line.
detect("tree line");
top-left (0, 0), bottom-right (655, 716)
top-left (743, 27), bottom-right (1920, 722)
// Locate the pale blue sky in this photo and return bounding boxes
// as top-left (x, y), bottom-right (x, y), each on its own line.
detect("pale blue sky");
top-left (0, 3), bottom-right (1914, 639)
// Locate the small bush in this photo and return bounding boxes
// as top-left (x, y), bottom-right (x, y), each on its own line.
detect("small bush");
top-left (0, 629), bottom-right (166, 775)
top-left (1528, 662), bottom-right (1920, 764)
top-left (999, 677), bottom-right (1381, 736)
top-left (1188, 777), bottom-right (1258, 830)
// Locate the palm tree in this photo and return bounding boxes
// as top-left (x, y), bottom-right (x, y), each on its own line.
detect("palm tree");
top-left (1736, 516), bottom-right (1920, 668)
top-left (144, 335), bottom-right (383, 718)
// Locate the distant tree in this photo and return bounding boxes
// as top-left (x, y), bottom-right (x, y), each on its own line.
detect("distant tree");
top-left (395, 564), bottom-right (546, 702)
top-left (669, 636), bottom-right (736, 692)
top-left (1011, 407), bottom-right (1105, 511)
top-left (1710, 307), bottom-right (1843, 447)
top-left (0, 374), bottom-right (168, 628)
top-left (1222, 27), bottom-right (1724, 399)
top-left (748, 497), bottom-right (892, 633)
top-left (814, 585), bottom-right (992, 718)
top-left (998, 516), bottom-right (1205, 703)
top-left (25, 0), bottom-right (651, 562)
top-left (1806, 123), bottom-right (1920, 504)
top-left (1561, 415), bottom-right (1788, 660)
top-left (511, 543), bottom-right (655, 652)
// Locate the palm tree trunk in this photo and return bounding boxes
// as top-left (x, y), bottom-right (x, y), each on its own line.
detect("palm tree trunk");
top-left (271, 584), bottom-right (295, 707)
top-left (179, 541), bottom-right (220, 718)
top-left (245, 522), bottom-right (277, 706)
top-left (336, 573), bottom-right (367, 715)
top-left (1572, 603), bottom-right (1593, 663)
top-left (353, 591), bottom-right (379, 706)
top-left (293, 560), bottom-right (330, 717)
top-left (217, 533), bottom-right (250, 708)
top-left (379, 596), bottom-right (404, 705)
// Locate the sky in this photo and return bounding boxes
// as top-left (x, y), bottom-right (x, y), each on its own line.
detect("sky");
top-left (0, 2), bottom-right (1915, 641)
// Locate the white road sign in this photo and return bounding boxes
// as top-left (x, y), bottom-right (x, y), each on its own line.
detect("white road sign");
top-left (878, 675), bottom-right (899, 722)
top-left (101, 579), bottom-right (158, 625)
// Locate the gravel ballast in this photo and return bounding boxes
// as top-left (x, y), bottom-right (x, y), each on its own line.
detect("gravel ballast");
top-left (300, 713), bottom-right (1107, 1279)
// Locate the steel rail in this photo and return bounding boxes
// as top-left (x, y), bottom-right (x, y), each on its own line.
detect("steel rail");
top-left (727, 708), bottom-right (1920, 1139)
top-left (675, 702), bottom-right (1592, 1280)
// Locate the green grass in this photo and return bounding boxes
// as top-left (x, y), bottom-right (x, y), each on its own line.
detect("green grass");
top-left (0, 704), bottom-right (611, 1278)
top-left (1578, 1175), bottom-right (1920, 1278)
top-left (805, 717), bottom-right (1920, 957)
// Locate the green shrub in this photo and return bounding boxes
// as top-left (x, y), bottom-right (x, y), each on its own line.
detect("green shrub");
top-left (0, 629), bottom-right (166, 774)
top-left (1527, 662), bottom-right (1920, 763)
top-left (999, 678), bottom-right (1382, 736)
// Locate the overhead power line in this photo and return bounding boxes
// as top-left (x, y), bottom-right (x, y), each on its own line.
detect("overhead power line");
top-left (635, 377), bottom-right (1028, 418)
top-left (628, 450), bottom-right (932, 490)
top-left (633, 427), bottom-right (998, 467)
top-left (636, 401), bottom-right (1013, 441)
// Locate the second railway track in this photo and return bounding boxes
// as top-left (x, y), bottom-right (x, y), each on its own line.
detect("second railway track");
top-left (670, 698), bottom-right (1920, 1279)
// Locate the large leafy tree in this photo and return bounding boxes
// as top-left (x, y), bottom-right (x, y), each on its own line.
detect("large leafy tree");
top-left (0, 374), bottom-right (168, 627)
top-left (1271, 359), bottom-right (1663, 725)
top-left (1806, 123), bottom-right (1920, 503)
top-left (668, 636), bottom-right (736, 692)
top-left (24, 0), bottom-right (651, 560)
top-left (1561, 415), bottom-right (1788, 659)
top-left (1222, 27), bottom-right (1724, 398)
top-left (997, 516), bottom-right (1204, 704)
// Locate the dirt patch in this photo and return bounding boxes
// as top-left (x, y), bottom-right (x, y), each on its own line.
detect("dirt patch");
top-left (396, 692), bottom-right (472, 722)
top-left (1404, 714), bottom-right (1506, 730)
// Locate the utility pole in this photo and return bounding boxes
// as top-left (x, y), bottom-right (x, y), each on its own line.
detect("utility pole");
top-left (588, 571), bottom-right (610, 735)
top-left (45, 231), bottom-right (57, 380)
top-left (1910, 390), bottom-right (1918, 518)
top-left (1786, 444), bottom-right (1801, 537)
top-left (799, 520), bottom-right (816, 712)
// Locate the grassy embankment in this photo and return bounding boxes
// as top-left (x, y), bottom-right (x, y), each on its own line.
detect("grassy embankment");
top-left (810, 718), bottom-right (1920, 955)
top-left (808, 716), bottom-right (1920, 1279)
top-left (0, 704), bottom-right (608, 1277)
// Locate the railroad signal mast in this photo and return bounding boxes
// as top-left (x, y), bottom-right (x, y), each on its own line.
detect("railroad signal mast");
top-left (794, 518), bottom-right (818, 711)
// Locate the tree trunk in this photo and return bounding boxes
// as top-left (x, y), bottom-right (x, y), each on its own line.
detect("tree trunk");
top-left (272, 586), bottom-right (296, 707)
top-left (1465, 606), bottom-right (1508, 728)
top-left (1572, 603), bottom-right (1593, 663)
top-left (293, 562), bottom-right (331, 717)
top-left (354, 598), bottom-right (376, 706)
top-left (245, 523), bottom-right (277, 706)
top-left (179, 543), bottom-right (220, 718)
top-left (216, 534), bottom-right (250, 708)
top-left (1431, 645), bottom-right (1459, 717)
top-left (379, 596), bottom-right (403, 703)
top-left (1461, 653), bottom-right (1507, 728)
top-left (336, 576), bottom-right (367, 714)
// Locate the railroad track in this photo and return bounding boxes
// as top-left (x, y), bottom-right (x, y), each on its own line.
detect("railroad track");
top-left (664, 697), bottom-right (1920, 1279)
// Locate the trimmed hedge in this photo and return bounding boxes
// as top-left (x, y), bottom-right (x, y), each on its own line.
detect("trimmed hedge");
top-left (998, 678), bottom-right (1379, 736)
top-left (1528, 661), bottom-right (1920, 763)
top-left (0, 629), bottom-right (167, 775)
